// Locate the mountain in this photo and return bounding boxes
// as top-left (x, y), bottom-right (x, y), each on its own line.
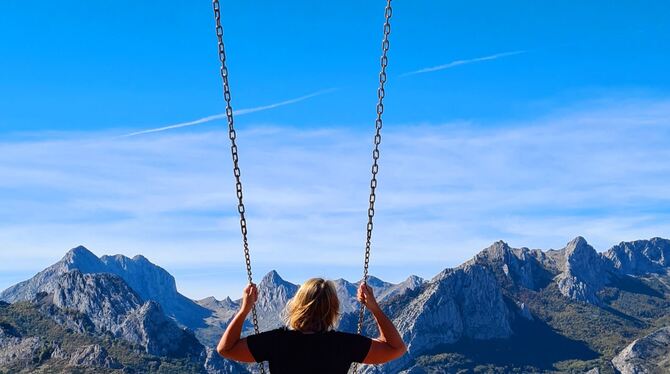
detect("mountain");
top-left (380, 275), bottom-right (426, 302)
top-left (0, 246), bottom-right (210, 330)
top-left (0, 249), bottom-right (248, 373)
top-left (254, 270), bottom-right (299, 332)
top-left (612, 326), bottom-right (670, 374)
top-left (38, 269), bottom-right (199, 357)
top-left (382, 263), bottom-right (514, 372)
top-left (0, 289), bottom-right (246, 373)
top-left (333, 278), bottom-right (360, 314)
top-left (0, 300), bottom-right (205, 373)
top-left (357, 237), bottom-right (670, 373)
top-left (470, 240), bottom-right (554, 291)
top-left (606, 237), bottom-right (670, 276)
top-left (333, 275), bottom-right (426, 315)
top-left (2, 237), bottom-right (670, 373)
top-left (555, 236), bottom-right (616, 305)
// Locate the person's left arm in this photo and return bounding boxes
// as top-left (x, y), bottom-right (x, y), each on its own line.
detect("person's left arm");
top-left (216, 283), bottom-right (257, 362)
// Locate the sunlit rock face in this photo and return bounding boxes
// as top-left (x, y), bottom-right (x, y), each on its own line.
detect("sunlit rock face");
top-left (358, 262), bottom-right (514, 374)
top-left (605, 237), bottom-right (670, 276)
top-left (555, 236), bottom-right (614, 304)
top-left (469, 240), bottom-right (553, 291)
top-left (396, 263), bottom-right (512, 352)
top-left (43, 270), bottom-right (203, 358)
top-left (0, 245), bottom-right (210, 330)
top-left (612, 327), bottom-right (670, 374)
top-left (0, 246), bottom-right (105, 304)
top-left (3, 237), bottom-right (670, 373)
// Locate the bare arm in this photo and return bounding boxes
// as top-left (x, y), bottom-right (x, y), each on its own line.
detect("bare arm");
top-left (216, 283), bottom-right (257, 362)
top-left (357, 283), bottom-right (407, 364)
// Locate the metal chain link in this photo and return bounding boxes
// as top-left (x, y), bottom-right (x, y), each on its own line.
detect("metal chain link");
top-left (212, 1), bottom-right (391, 372)
top-left (211, 1), bottom-right (266, 373)
top-left (353, 0), bottom-right (393, 373)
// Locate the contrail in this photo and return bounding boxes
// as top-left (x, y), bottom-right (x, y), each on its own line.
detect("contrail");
top-left (401, 50), bottom-right (526, 77)
top-left (121, 88), bottom-right (336, 137)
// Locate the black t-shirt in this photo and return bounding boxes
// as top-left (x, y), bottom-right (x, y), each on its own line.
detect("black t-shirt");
top-left (246, 327), bottom-right (373, 374)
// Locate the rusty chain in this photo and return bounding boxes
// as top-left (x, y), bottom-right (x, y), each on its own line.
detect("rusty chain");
top-left (353, 0), bottom-right (393, 373)
top-left (211, 1), bottom-right (266, 373)
top-left (211, 1), bottom-right (392, 373)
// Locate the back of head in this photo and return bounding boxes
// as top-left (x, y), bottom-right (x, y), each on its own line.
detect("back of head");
top-left (284, 278), bottom-right (340, 332)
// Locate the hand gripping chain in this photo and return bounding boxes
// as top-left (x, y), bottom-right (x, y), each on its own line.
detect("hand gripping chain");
top-left (353, 1), bottom-right (393, 373)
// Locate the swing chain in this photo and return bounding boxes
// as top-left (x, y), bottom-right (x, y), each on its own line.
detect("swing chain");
top-left (354, 1), bottom-right (392, 372)
top-left (212, 1), bottom-right (266, 373)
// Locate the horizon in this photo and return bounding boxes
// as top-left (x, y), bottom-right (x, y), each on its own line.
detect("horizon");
top-left (4, 235), bottom-right (667, 300)
top-left (1, 1), bottom-right (669, 299)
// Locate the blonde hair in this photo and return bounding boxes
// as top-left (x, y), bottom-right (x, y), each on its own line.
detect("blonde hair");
top-left (284, 278), bottom-right (340, 332)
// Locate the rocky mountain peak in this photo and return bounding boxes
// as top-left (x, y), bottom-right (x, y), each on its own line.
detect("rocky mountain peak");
top-left (474, 240), bottom-right (513, 261)
top-left (0, 246), bottom-right (208, 331)
top-left (196, 296), bottom-right (238, 312)
top-left (365, 276), bottom-right (388, 287)
top-left (564, 236), bottom-right (591, 256)
top-left (391, 263), bottom-right (513, 362)
top-left (471, 240), bottom-right (552, 291)
top-left (132, 254), bottom-right (150, 262)
top-left (255, 271), bottom-right (299, 331)
top-left (64, 245), bottom-right (95, 260)
top-left (605, 237), bottom-right (670, 275)
top-left (260, 270), bottom-right (286, 287)
top-left (198, 296), bottom-right (217, 304)
top-left (491, 239), bottom-right (510, 251)
top-left (405, 275), bottom-right (425, 286)
top-left (556, 237), bottom-right (614, 304)
top-left (99, 253), bottom-right (178, 298)
top-left (61, 245), bottom-right (105, 272)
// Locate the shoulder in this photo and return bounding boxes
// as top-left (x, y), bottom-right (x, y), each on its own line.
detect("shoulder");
top-left (329, 331), bottom-right (373, 363)
top-left (329, 330), bottom-right (372, 343)
top-left (330, 330), bottom-right (364, 337)
top-left (265, 327), bottom-right (290, 334)
top-left (246, 327), bottom-right (289, 341)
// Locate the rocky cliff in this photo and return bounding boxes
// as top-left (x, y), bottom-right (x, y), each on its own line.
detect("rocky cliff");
top-left (2, 236), bottom-right (670, 373)
top-left (0, 246), bottom-right (210, 330)
top-left (612, 326), bottom-right (670, 374)
top-left (555, 236), bottom-right (615, 304)
top-left (606, 237), bottom-right (670, 276)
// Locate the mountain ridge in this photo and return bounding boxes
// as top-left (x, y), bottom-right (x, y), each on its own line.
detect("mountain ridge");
top-left (2, 236), bottom-right (670, 373)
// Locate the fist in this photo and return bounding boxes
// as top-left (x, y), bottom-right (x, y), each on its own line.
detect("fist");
top-left (241, 283), bottom-right (258, 312)
top-left (357, 283), bottom-right (379, 312)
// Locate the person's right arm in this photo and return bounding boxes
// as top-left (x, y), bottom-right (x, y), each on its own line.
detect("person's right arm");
top-left (357, 283), bottom-right (407, 364)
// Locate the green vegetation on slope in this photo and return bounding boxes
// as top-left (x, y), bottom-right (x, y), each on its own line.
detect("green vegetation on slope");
top-left (0, 302), bottom-right (203, 373)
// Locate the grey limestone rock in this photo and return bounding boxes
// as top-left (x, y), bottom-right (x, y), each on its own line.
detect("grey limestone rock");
top-left (612, 326), bottom-right (670, 374)
top-left (0, 245), bottom-right (210, 330)
top-left (0, 325), bottom-right (42, 367)
top-left (67, 344), bottom-right (120, 369)
top-left (40, 270), bottom-right (203, 359)
top-left (254, 270), bottom-right (299, 331)
top-left (358, 263), bottom-right (513, 373)
top-left (396, 263), bottom-right (512, 353)
top-left (605, 238), bottom-right (670, 276)
top-left (471, 240), bottom-right (553, 291)
top-left (555, 237), bottom-right (614, 304)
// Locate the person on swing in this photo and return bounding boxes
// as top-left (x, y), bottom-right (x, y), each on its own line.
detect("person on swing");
top-left (217, 278), bottom-right (407, 373)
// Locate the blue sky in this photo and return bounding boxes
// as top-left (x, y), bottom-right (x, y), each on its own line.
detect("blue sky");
top-left (1, 1), bottom-right (669, 299)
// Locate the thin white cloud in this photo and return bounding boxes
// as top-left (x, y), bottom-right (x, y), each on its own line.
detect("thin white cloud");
top-left (120, 88), bottom-right (336, 137)
top-left (401, 50), bottom-right (526, 77)
top-left (1, 97), bottom-right (669, 298)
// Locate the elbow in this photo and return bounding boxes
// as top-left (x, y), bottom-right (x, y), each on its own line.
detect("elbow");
top-left (393, 342), bottom-right (407, 359)
top-left (216, 344), bottom-right (231, 358)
